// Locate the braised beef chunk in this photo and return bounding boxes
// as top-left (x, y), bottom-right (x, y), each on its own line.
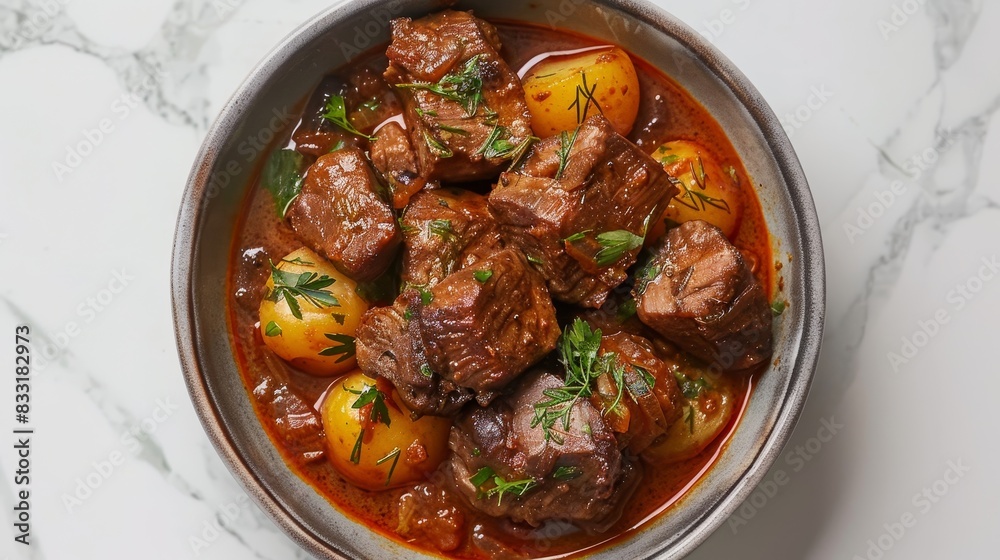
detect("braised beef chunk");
top-left (634, 220), bottom-right (772, 371)
top-left (489, 114), bottom-right (679, 308)
top-left (287, 148), bottom-right (401, 282)
top-left (371, 120), bottom-right (424, 209)
top-left (385, 10), bottom-right (534, 182)
top-left (417, 249), bottom-right (560, 401)
top-left (400, 189), bottom-right (504, 289)
top-left (357, 249), bottom-right (559, 414)
top-left (592, 332), bottom-right (684, 453)
top-left (355, 292), bottom-right (475, 416)
top-left (448, 370), bottom-right (638, 532)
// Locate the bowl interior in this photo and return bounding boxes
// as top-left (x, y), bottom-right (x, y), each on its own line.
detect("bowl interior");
top-left (172, 0), bottom-right (824, 558)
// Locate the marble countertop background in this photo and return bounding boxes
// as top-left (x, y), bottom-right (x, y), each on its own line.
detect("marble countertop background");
top-left (0, 0), bottom-right (997, 558)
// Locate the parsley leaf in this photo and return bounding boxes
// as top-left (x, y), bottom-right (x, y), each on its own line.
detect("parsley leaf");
top-left (397, 55), bottom-right (485, 117)
top-left (264, 321), bottom-right (282, 337)
top-left (322, 94), bottom-right (374, 141)
top-left (266, 261), bottom-right (340, 320)
top-left (473, 269), bottom-right (493, 283)
top-left (262, 149), bottom-right (306, 218)
top-left (594, 230), bottom-right (644, 267)
top-left (319, 333), bottom-right (356, 362)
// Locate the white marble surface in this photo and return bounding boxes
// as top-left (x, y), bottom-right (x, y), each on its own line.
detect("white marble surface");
top-left (1, 0), bottom-right (998, 558)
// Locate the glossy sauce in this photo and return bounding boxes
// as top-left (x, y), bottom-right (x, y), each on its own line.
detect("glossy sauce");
top-left (227, 21), bottom-right (772, 559)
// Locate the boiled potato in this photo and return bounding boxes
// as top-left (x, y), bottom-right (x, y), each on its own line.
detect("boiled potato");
top-left (522, 46), bottom-right (640, 137)
top-left (643, 369), bottom-right (736, 464)
top-left (648, 140), bottom-right (744, 244)
top-left (321, 371), bottom-right (451, 491)
top-left (259, 247), bottom-right (368, 376)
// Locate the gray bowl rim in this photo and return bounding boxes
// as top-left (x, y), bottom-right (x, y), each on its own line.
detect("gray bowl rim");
top-left (171, 0), bottom-right (827, 558)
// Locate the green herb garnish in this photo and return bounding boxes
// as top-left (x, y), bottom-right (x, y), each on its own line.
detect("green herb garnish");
top-left (552, 466), bottom-right (582, 481)
top-left (473, 269), bottom-right (493, 283)
top-left (322, 94), bottom-right (374, 141)
top-left (469, 467), bottom-right (537, 505)
top-left (531, 319), bottom-right (617, 444)
top-left (593, 230), bottom-right (644, 267)
top-left (331, 313), bottom-right (346, 325)
top-left (674, 370), bottom-right (711, 400)
top-left (423, 131), bottom-right (454, 158)
top-left (376, 447), bottom-right (401, 486)
top-left (264, 321), bottom-right (282, 337)
top-left (420, 288), bottom-right (434, 305)
top-left (397, 55), bottom-right (485, 117)
top-left (345, 383), bottom-right (392, 464)
top-left (771, 300), bottom-right (786, 316)
top-left (428, 219), bottom-right (455, 241)
top-left (262, 149), bottom-right (306, 218)
top-left (438, 124), bottom-right (469, 135)
top-left (419, 363), bottom-right (434, 378)
top-left (266, 261), bottom-right (340, 320)
top-left (554, 126), bottom-right (581, 180)
top-left (319, 333), bottom-right (356, 362)
top-left (567, 71), bottom-right (603, 124)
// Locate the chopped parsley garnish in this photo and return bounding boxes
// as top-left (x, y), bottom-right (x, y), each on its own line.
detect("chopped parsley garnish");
top-left (526, 254), bottom-right (544, 266)
top-left (344, 383), bottom-right (392, 464)
top-left (423, 131), bottom-right (454, 158)
top-left (419, 288), bottom-right (434, 305)
top-left (473, 269), bottom-right (493, 283)
top-left (262, 149), bottom-right (306, 218)
top-left (397, 55), bottom-right (485, 117)
top-left (319, 333), bottom-right (356, 362)
top-left (567, 71), bottom-right (604, 124)
top-left (331, 313), bottom-right (346, 326)
top-left (263, 321), bottom-right (282, 337)
top-left (419, 363), bottom-right (434, 378)
top-left (322, 94), bottom-right (374, 141)
top-left (593, 230), bottom-right (644, 267)
top-left (771, 300), bottom-right (786, 316)
top-left (554, 125), bottom-right (581, 180)
top-left (616, 298), bottom-right (637, 322)
top-left (266, 261), bottom-right (340, 320)
top-left (428, 219), bottom-right (455, 241)
top-left (438, 124), bottom-right (469, 135)
top-left (674, 370), bottom-right (711, 400)
top-left (531, 319), bottom-right (623, 444)
top-left (552, 466), bottom-right (582, 481)
top-left (469, 466), bottom-right (537, 505)
top-left (375, 447), bottom-right (401, 486)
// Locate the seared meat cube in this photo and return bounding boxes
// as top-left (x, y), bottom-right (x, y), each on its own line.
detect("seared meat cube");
top-left (384, 10), bottom-right (533, 182)
top-left (489, 114), bottom-right (678, 308)
top-left (416, 248), bottom-right (560, 402)
top-left (370, 120), bottom-right (425, 208)
top-left (287, 148), bottom-right (401, 282)
top-left (356, 249), bottom-right (559, 414)
top-left (592, 332), bottom-right (684, 454)
top-left (634, 220), bottom-right (772, 371)
top-left (448, 370), bottom-right (638, 532)
top-left (355, 292), bottom-right (475, 416)
top-left (399, 188), bottom-right (504, 288)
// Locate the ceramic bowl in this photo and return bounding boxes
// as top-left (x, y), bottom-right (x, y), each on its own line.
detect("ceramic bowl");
top-left (172, 0), bottom-right (825, 558)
